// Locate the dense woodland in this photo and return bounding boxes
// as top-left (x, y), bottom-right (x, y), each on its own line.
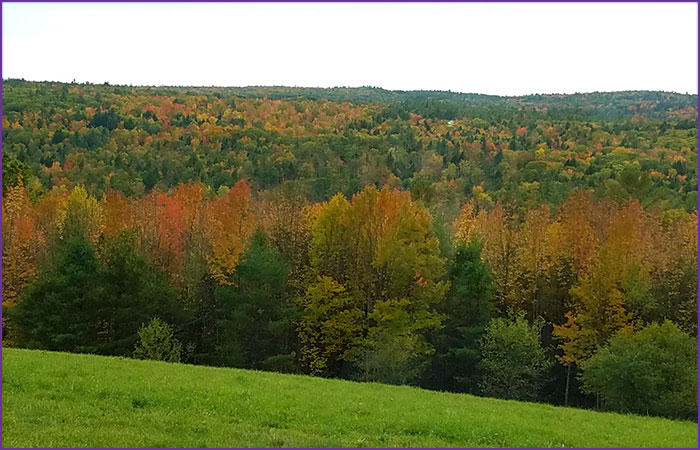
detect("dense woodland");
top-left (2, 80), bottom-right (698, 420)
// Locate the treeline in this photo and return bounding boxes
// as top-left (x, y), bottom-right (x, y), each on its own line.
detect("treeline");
top-left (5, 79), bottom-right (697, 117)
top-left (3, 181), bottom-right (697, 420)
top-left (2, 81), bottom-right (697, 215)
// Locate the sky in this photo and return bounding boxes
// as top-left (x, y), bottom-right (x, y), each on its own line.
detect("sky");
top-left (2, 2), bottom-right (698, 96)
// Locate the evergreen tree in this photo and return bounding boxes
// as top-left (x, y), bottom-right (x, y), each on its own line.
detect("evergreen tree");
top-left (12, 232), bottom-right (176, 356)
top-left (215, 231), bottom-right (298, 371)
top-left (11, 236), bottom-right (100, 352)
top-left (424, 239), bottom-right (494, 393)
top-left (94, 232), bottom-right (177, 355)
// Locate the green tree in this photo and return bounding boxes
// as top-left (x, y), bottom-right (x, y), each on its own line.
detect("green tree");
top-left (94, 232), bottom-right (177, 355)
top-left (581, 321), bottom-right (697, 420)
top-left (479, 311), bottom-right (552, 401)
top-left (214, 231), bottom-right (298, 371)
top-left (359, 327), bottom-right (429, 385)
top-left (425, 239), bottom-right (494, 393)
top-left (1, 153), bottom-right (31, 195)
top-left (618, 164), bottom-right (652, 201)
top-left (12, 232), bottom-right (176, 356)
top-left (89, 109), bottom-right (121, 131)
top-left (11, 236), bottom-right (100, 352)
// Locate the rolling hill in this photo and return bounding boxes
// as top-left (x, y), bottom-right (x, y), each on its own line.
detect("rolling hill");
top-left (2, 348), bottom-right (696, 448)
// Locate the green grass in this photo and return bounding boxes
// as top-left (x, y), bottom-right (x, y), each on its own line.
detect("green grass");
top-left (2, 348), bottom-right (697, 448)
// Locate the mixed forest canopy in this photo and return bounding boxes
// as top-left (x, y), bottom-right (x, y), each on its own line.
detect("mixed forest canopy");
top-left (2, 80), bottom-right (697, 420)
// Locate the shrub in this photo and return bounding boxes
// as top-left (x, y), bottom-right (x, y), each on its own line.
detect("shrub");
top-left (133, 318), bottom-right (182, 363)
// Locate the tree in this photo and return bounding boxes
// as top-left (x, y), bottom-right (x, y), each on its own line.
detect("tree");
top-left (57, 186), bottom-right (104, 243)
top-left (2, 154), bottom-right (31, 194)
top-left (89, 109), bottom-right (121, 131)
top-left (303, 186), bottom-right (448, 381)
top-left (518, 205), bottom-right (554, 318)
top-left (308, 193), bottom-right (352, 285)
top-left (556, 191), bottom-right (599, 275)
top-left (255, 188), bottom-right (314, 297)
top-left (581, 321), bottom-right (697, 419)
top-left (155, 192), bottom-right (186, 279)
top-left (11, 236), bottom-right (101, 352)
top-left (297, 275), bottom-right (362, 376)
top-left (479, 312), bottom-right (552, 401)
top-left (100, 191), bottom-right (130, 238)
top-left (94, 232), bottom-right (177, 355)
top-left (559, 248), bottom-right (634, 361)
top-left (425, 239), bottom-right (494, 393)
top-left (617, 164), bottom-right (652, 201)
top-left (133, 318), bottom-right (182, 363)
top-left (2, 183), bottom-right (39, 343)
top-left (11, 232), bottom-right (176, 356)
top-left (472, 203), bottom-right (522, 312)
top-left (214, 231), bottom-right (297, 371)
top-left (359, 328), bottom-right (429, 385)
top-left (204, 179), bottom-right (255, 284)
top-left (552, 312), bottom-right (589, 406)
top-left (653, 211), bottom-right (698, 335)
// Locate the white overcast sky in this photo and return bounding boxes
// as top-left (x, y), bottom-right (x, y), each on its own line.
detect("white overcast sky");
top-left (2, 2), bottom-right (698, 96)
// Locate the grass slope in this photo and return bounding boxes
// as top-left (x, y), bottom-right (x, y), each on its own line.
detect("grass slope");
top-left (2, 348), bottom-right (697, 448)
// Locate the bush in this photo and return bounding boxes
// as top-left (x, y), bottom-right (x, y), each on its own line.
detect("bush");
top-left (581, 321), bottom-right (697, 419)
top-left (133, 319), bottom-right (182, 363)
top-left (357, 329), bottom-right (430, 385)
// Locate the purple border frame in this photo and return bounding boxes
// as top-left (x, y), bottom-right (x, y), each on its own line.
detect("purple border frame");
top-left (0, 1), bottom-right (698, 449)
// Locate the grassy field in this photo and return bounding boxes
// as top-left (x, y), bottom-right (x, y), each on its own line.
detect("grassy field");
top-left (2, 348), bottom-right (697, 448)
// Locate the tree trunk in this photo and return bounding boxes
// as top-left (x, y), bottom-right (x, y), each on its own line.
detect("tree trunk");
top-left (564, 363), bottom-right (571, 406)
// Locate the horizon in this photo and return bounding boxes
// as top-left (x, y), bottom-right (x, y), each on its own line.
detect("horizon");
top-left (4, 78), bottom-right (697, 99)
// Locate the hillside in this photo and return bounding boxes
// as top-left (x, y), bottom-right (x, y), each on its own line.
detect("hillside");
top-left (2, 80), bottom-right (697, 209)
top-left (2, 348), bottom-right (696, 448)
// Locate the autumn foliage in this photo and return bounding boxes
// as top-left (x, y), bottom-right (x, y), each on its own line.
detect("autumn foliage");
top-left (2, 81), bottom-right (697, 419)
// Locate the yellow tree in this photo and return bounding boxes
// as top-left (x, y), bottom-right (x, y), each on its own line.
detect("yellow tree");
top-left (557, 247), bottom-right (634, 359)
top-left (556, 191), bottom-right (599, 276)
top-left (172, 182), bottom-right (209, 291)
top-left (56, 186), bottom-right (104, 243)
top-left (34, 185), bottom-right (69, 250)
top-left (653, 210), bottom-right (698, 334)
top-left (473, 203), bottom-right (522, 311)
top-left (453, 200), bottom-right (477, 244)
top-left (255, 189), bottom-right (313, 294)
top-left (100, 191), bottom-right (130, 238)
top-left (552, 312), bottom-right (593, 405)
top-left (518, 205), bottom-right (553, 317)
top-left (297, 276), bottom-right (363, 375)
top-left (2, 182), bottom-right (39, 343)
top-left (303, 186), bottom-right (447, 381)
top-left (308, 193), bottom-right (352, 285)
top-left (604, 200), bottom-right (659, 323)
top-left (128, 191), bottom-right (160, 267)
top-left (204, 179), bottom-right (255, 284)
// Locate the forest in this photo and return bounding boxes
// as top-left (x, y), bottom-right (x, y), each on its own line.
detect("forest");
top-left (2, 80), bottom-right (698, 420)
